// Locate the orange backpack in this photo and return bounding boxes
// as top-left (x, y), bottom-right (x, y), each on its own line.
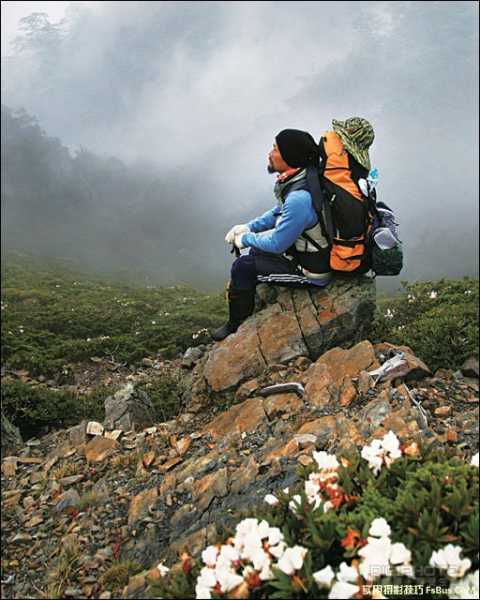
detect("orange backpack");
top-left (319, 130), bottom-right (373, 273)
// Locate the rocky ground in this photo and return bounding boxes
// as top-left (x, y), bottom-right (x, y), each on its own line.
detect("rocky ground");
top-left (1, 341), bottom-right (478, 599)
top-left (1, 280), bottom-right (478, 599)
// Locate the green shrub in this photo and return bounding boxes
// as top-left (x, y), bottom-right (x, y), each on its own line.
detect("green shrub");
top-left (1, 380), bottom-right (107, 439)
top-left (151, 437), bottom-right (479, 599)
top-left (136, 371), bottom-right (186, 422)
top-left (373, 278), bottom-right (479, 372)
top-left (1, 255), bottom-right (227, 377)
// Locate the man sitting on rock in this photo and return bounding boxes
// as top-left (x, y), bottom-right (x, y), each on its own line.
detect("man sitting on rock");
top-left (212, 129), bottom-right (332, 342)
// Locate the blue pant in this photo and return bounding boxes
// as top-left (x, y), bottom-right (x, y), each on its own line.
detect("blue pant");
top-left (231, 247), bottom-right (330, 290)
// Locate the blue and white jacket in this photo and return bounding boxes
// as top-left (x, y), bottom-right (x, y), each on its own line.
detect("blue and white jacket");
top-left (240, 169), bottom-right (331, 284)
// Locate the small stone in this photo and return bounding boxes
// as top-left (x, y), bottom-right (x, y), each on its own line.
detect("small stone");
top-left (172, 435), bottom-right (192, 457)
top-left (158, 456), bottom-right (182, 473)
top-left (2, 457), bottom-right (17, 478)
top-left (86, 421), bottom-right (104, 436)
top-left (25, 515), bottom-right (44, 528)
top-left (358, 370), bottom-right (375, 394)
top-left (43, 456), bottom-right (59, 473)
top-left (58, 474), bottom-right (85, 486)
top-left (26, 439), bottom-right (41, 447)
top-left (142, 451), bottom-right (156, 468)
top-left (142, 358), bottom-right (155, 368)
top-left (446, 429), bottom-right (458, 442)
top-left (293, 433), bottom-right (317, 447)
top-left (68, 421), bottom-right (87, 447)
top-left (30, 470), bottom-right (46, 484)
top-left (434, 406), bottom-right (452, 417)
top-left (461, 357), bottom-right (479, 379)
top-left (64, 588), bottom-right (83, 597)
top-left (128, 487), bottom-right (158, 528)
top-left (55, 489), bottom-right (81, 513)
top-left (11, 533), bottom-right (32, 544)
top-left (3, 491), bottom-right (22, 509)
top-left (235, 378), bottom-right (260, 402)
top-left (17, 457), bottom-right (43, 465)
top-left (22, 496), bottom-right (35, 510)
top-left (104, 429), bottom-right (123, 440)
top-left (144, 426), bottom-right (157, 435)
top-left (298, 454), bottom-right (314, 466)
top-left (182, 347), bottom-right (204, 368)
top-left (84, 436), bottom-right (120, 463)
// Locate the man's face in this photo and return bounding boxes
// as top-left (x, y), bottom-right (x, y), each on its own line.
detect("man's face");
top-left (267, 143), bottom-right (290, 174)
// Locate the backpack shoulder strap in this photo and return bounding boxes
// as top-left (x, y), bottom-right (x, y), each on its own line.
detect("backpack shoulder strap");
top-left (306, 160), bottom-right (334, 244)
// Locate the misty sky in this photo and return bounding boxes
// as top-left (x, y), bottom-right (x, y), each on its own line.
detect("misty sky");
top-left (1, 1), bottom-right (479, 288)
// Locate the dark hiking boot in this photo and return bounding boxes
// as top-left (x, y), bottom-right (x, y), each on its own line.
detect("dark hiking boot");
top-left (211, 288), bottom-right (255, 342)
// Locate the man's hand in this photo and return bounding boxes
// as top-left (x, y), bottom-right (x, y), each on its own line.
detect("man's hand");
top-left (234, 232), bottom-right (246, 250)
top-left (225, 224), bottom-right (250, 244)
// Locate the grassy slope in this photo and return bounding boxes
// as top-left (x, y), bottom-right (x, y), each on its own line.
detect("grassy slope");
top-left (1, 252), bottom-right (478, 440)
top-left (1, 252), bottom-right (227, 377)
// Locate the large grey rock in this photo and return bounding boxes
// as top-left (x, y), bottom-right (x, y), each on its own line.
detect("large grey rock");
top-left (203, 275), bottom-right (376, 392)
top-left (255, 275), bottom-right (376, 359)
top-left (103, 383), bottom-right (156, 432)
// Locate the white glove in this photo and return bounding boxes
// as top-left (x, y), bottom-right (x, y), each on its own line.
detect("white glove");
top-left (225, 223), bottom-right (250, 244)
top-left (234, 232), bottom-right (246, 250)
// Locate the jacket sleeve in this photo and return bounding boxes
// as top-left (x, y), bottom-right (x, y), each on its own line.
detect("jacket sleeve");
top-left (241, 190), bottom-right (316, 254)
top-left (246, 206), bottom-right (281, 233)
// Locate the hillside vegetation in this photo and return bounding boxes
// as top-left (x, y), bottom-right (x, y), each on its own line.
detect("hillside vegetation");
top-left (1, 253), bottom-right (478, 441)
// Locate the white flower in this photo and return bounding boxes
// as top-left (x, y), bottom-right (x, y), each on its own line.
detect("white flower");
top-left (389, 542), bottom-right (411, 565)
top-left (361, 432), bottom-right (403, 474)
top-left (267, 527), bottom-right (283, 547)
top-left (264, 494), bottom-right (279, 506)
top-left (359, 536), bottom-right (392, 581)
top-left (429, 290), bottom-right (438, 299)
top-left (337, 562), bottom-right (358, 583)
top-left (313, 451), bottom-right (340, 471)
top-left (277, 546), bottom-right (308, 576)
top-left (384, 308), bottom-right (394, 319)
top-left (201, 545), bottom-right (219, 567)
top-left (323, 500), bottom-right (334, 513)
top-left (269, 541), bottom-right (286, 559)
top-left (369, 517), bottom-right (392, 538)
top-left (289, 494), bottom-right (302, 515)
top-left (429, 545), bottom-right (472, 579)
top-left (328, 581), bottom-right (360, 599)
top-left (313, 565), bottom-right (335, 588)
top-left (470, 453), bottom-right (479, 467)
top-left (157, 562), bottom-right (170, 577)
top-left (359, 558), bottom-right (391, 581)
top-left (195, 585), bottom-right (212, 599)
top-left (449, 570), bottom-right (479, 599)
top-left (250, 548), bottom-right (270, 572)
top-left (259, 560), bottom-right (274, 580)
top-left (218, 544), bottom-right (239, 564)
top-left (215, 566), bottom-right (243, 593)
top-left (381, 431), bottom-right (401, 457)
top-left (196, 566), bottom-right (217, 595)
top-left (257, 520), bottom-right (270, 539)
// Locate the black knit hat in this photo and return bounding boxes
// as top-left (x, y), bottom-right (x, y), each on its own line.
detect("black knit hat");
top-left (275, 129), bottom-right (319, 168)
